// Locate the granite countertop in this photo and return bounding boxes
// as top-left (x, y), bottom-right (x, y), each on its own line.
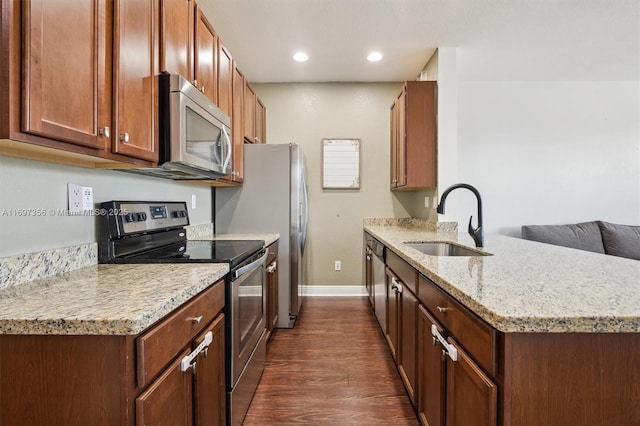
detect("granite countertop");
top-left (0, 230), bottom-right (280, 336)
top-left (0, 263), bottom-right (229, 336)
top-left (364, 223), bottom-right (640, 333)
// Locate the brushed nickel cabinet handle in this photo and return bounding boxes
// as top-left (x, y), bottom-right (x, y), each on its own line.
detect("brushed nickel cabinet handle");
top-left (437, 306), bottom-right (450, 313)
top-left (99, 126), bottom-right (110, 138)
top-left (119, 133), bottom-right (129, 143)
top-left (189, 316), bottom-right (203, 324)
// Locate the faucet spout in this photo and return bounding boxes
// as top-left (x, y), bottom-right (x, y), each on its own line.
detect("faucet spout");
top-left (436, 183), bottom-right (484, 248)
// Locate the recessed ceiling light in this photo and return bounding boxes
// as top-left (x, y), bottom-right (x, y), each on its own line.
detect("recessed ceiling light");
top-left (367, 51), bottom-right (383, 62)
top-left (293, 52), bottom-right (309, 62)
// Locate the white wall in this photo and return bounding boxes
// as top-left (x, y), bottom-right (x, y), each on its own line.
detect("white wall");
top-left (0, 156), bottom-right (213, 257)
top-left (456, 81), bottom-right (639, 236)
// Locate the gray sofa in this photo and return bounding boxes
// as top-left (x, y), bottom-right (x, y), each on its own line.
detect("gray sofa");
top-left (521, 220), bottom-right (640, 261)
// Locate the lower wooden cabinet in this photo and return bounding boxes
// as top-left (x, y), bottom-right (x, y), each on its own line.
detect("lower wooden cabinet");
top-left (398, 285), bottom-right (419, 406)
top-left (417, 305), bottom-right (497, 426)
top-left (0, 279), bottom-right (226, 426)
top-left (367, 233), bottom-right (640, 426)
top-left (136, 348), bottom-right (194, 425)
top-left (136, 314), bottom-right (227, 426)
top-left (385, 266), bottom-right (400, 362)
top-left (445, 337), bottom-right (497, 426)
top-left (417, 305), bottom-right (446, 426)
top-left (193, 315), bottom-right (226, 426)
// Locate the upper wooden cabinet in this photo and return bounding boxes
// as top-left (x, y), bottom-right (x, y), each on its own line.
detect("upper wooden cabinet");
top-left (194, 5), bottom-right (217, 104)
top-left (221, 64), bottom-right (245, 183)
top-left (160, 0), bottom-right (193, 81)
top-left (217, 43), bottom-right (233, 117)
top-left (112, 0), bottom-right (159, 162)
top-left (0, 0), bottom-right (264, 176)
top-left (21, 0), bottom-right (111, 151)
top-left (243, 81), bottom-right (266, 144)
top-left (255, 97), bottom-right (266, 144)
top-left (243, 81), bottom-right (256, 142)
top-left (390, 81), bottom-right (437, 190)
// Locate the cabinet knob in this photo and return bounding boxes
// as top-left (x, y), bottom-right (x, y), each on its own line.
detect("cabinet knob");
top-left (192, 79), bottom-right (199, 88)
top-left (119, 133), bottom-right (129, 144)
top-left (200, 86), bottom-right (206, 93)
top-left (437, 306), bottom-right (450, 313)
top-left (189, 316), bottom-right (203, 324)
top-left (99, 126), bottom-right (110, 138)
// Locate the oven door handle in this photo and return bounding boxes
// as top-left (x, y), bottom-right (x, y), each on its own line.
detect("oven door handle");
top-left (232, 250), bottom-right (268, 280)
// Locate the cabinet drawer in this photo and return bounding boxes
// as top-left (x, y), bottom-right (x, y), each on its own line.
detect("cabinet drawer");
top-left (387, 250), bottom-right (417, 294)
top-left (418, 274), bottom-right (496, 376)
top-left (266, 240), bottom-right (278, 265)
top-left (137, 279), bottom-right (225, 387)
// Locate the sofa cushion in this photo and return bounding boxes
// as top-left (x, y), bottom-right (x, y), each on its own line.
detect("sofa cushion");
top-left (597, 221), bottom-right (640, 260)
top-left (521, 221), bottom-right (605, 253)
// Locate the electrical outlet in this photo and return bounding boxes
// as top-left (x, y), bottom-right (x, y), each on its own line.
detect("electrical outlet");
top-left (82, 187), bottom-right (94, 210)
top-left (68, 183), bottom-right (93, 212)
top-left (334, 260), bottom-right (341, 271)
top-left (191, 194), bottom-right (197, 209)
top-left (424, 196), bottom-right (429, 208)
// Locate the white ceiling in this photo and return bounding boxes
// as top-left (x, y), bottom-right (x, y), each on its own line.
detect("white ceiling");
top-left (199, 0), bottom-right (639, 83)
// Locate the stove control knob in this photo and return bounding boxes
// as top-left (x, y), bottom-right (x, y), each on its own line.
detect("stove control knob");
top-left (137, 212), bottom-right (147, 221)
top-left (173, 210), bottom-right (186, 218)
top-left (124, 213), bottom-right (136, 223)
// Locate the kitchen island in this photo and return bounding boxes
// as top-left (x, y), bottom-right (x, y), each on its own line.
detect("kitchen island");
top-left (364, 219), bottom-right (640, 426)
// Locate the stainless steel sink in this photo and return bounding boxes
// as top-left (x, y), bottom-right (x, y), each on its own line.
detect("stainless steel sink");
top-left (403, 242), bottom-right (490, 257)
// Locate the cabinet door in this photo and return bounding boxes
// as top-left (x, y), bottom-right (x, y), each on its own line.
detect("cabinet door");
top-left (390, 99), bottom-right (398, 188)
top-left (136, 348), bottom-right (194, 426)
top-left (385, 268), bottom-right (400, 362)
top-left (255, 97), bottom-right (265, 144)
top-left (113, 0), bottom-right (159, 162)
top-left (418, 305), bottom-right (446, 426)
top-left (22, 0), bottom-right (111, 150)
top-left (446, 337), bottom-right (497, 426)
top-left (398, 287), bottom-right (418, 407)
top-left (396, 87), bottom-right (407, 188)
top-left (217, 43), bottom-right (233, 117)
top-left (243, 82), bottom-right (256, 142)
top-left (160, 0), bottom-right (193, 80)
top-left (194, 6), bottom-right (217, 103)
top-left (228, 65), bottom-right (245, 182)
top-left (194, 315), bottom-right (225, 426)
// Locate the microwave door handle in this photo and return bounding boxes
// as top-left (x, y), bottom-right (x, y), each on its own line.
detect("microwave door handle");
top-left (233, 250), bottom-right (268, 280)
top-left (222, 127), bottom-right (232, 171)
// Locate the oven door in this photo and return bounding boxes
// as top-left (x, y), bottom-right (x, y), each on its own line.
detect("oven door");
top-left (230, 250), bottom-right (267, 385)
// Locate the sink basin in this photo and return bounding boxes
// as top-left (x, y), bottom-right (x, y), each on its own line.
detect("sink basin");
top-left (403, 242), bottom-right (490, 257)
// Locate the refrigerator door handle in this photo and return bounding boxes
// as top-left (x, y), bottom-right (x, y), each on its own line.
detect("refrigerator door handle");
top-left (300, 169), bottom-right (309, 255)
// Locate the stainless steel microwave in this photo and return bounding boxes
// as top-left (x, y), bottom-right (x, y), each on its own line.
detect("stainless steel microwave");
top-left (126, 73), bottom-right (232, 180)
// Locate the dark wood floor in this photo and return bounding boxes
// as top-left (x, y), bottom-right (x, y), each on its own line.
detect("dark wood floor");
top-left (243, 297), bottom-right (419, 425)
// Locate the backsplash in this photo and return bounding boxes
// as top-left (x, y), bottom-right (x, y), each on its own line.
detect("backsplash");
top-left (363, 217), bottom-right (458, 233)
top-left (0, 223), bottom-right (215, 289)
top-left (185, 223), bottom-right (214, 239)
top-left (0, 243), bottom-right (97, 290)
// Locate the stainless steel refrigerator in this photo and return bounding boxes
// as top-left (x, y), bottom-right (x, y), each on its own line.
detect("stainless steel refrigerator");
top-left (215, 143), bottom-right (308, 328)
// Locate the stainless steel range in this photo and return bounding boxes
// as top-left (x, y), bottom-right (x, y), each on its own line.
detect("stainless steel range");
top-left (98, 200), bottom-right (267, 426)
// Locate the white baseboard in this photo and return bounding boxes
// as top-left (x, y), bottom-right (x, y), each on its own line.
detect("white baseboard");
top-left (301, 285), bottom-right (367, 297)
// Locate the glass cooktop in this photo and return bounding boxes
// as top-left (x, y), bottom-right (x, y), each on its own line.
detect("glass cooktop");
top-left (119, 239), bottom-right (265, 267)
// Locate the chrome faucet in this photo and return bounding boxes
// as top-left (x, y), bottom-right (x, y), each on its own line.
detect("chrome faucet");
top-left (436, 183), bottom-right (484, 248)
